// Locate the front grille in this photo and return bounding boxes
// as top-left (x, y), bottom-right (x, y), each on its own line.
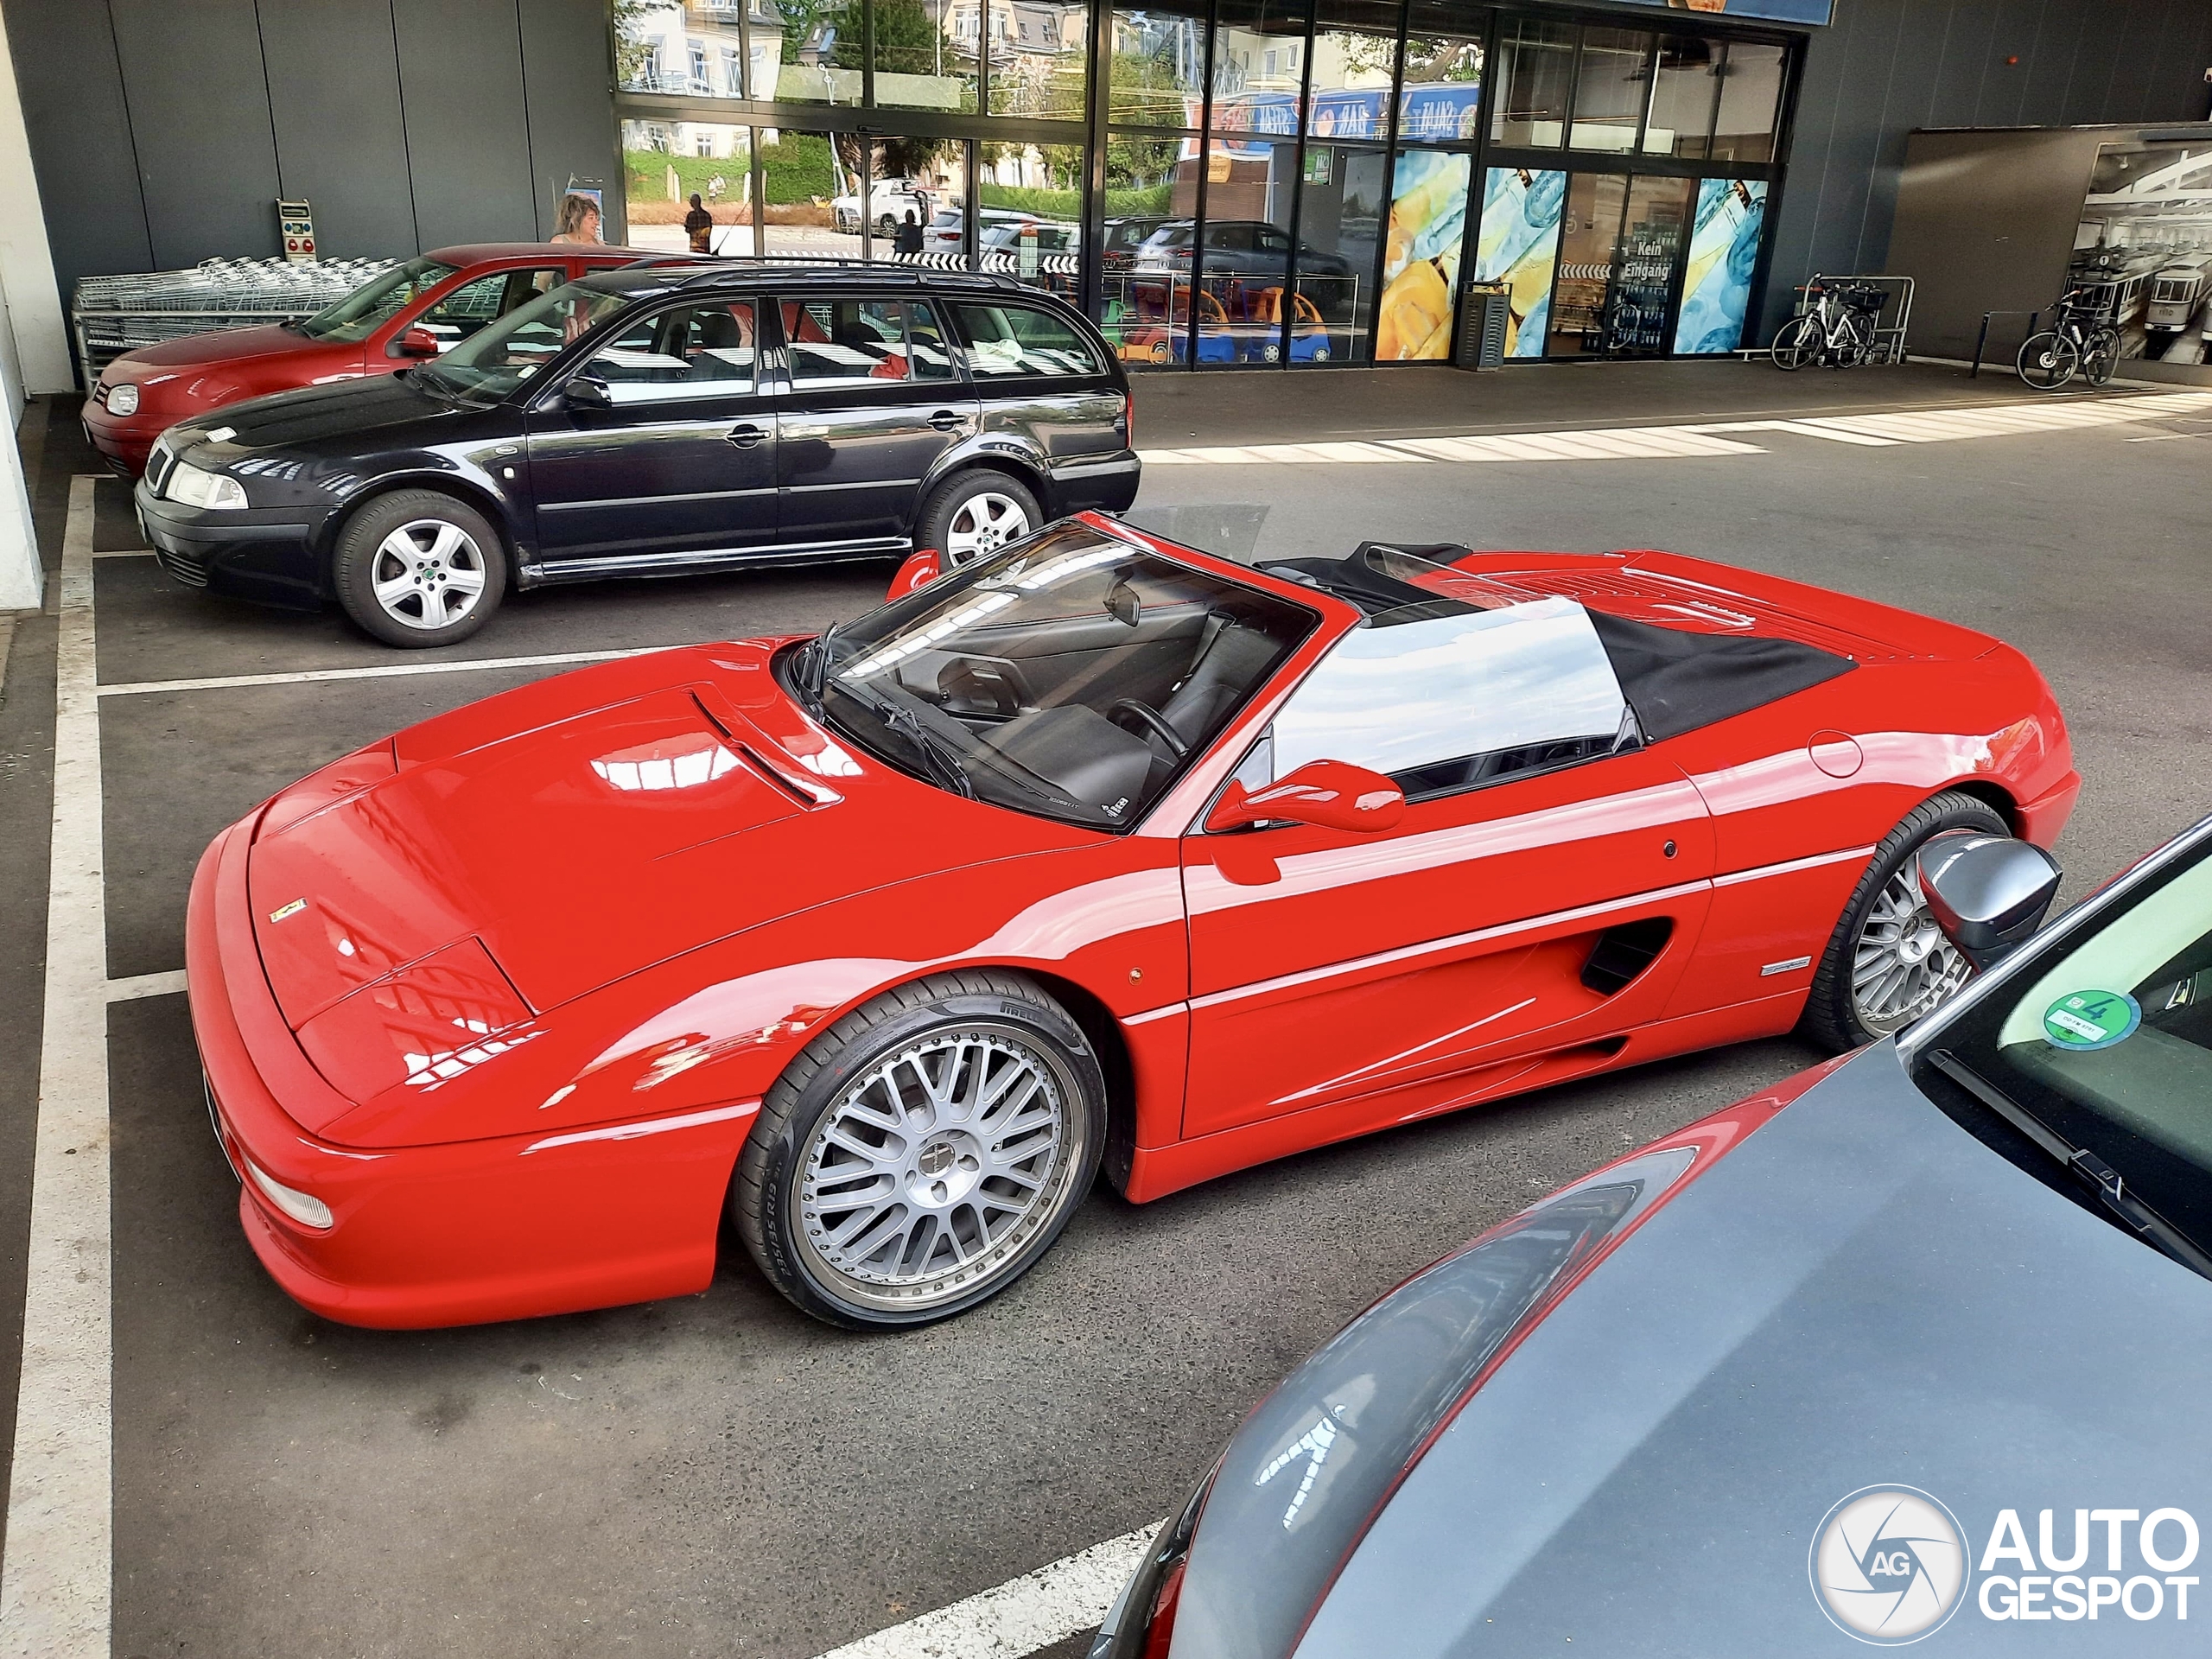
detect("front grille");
top-left (156, 544), bottom-right (210, 588)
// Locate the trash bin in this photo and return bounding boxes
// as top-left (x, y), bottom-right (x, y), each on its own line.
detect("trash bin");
top-left (1455, 286), bottom-right (1510, 370)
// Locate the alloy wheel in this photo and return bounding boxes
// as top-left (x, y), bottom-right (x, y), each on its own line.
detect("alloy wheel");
top-left (1850, 864), bottom-right (1969, 1035)
top-left (794, 1027), bottom-right (1079, 1313)
top-left (368, 519), bottom-right (490, 631)
top-left (943, 492), bottom-right (1032, 563)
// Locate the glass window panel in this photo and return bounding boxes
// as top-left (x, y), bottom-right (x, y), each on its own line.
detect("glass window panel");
top-left (784, 298), bottom-right (950, 385)
top-left (1307, 0), bottom-right (1396, 143)
top-left (873, 0), bottom-right (980, 111)
top-left (760, 130), bottom-right (863, 260)
top-left (860, 137), bottom-right (961, 260)
top-left (1196, 133), bottom-right (1294, 366)
top-left (1545, 171), bottom-right (1625, 355)
top-left (1377, 149), bottom-right (1469, 359)
top-left (976, 143), bottom-right (1083, 294)
top-left (1569, 28), bottom-right (1653, 152)
top-left (1491, 18), bottom-right (1574, 149)
top-left (1606, 174), bottom-right (1694, 354)
top-left (1711, 41), bottom-right (1784, 164)
top-left (1211, 0), bottom-right (1312, 137)
top-left (1399, 0), bottom-right (1483, 143)
top-left (1109, 5), bottom-right (1208, 127)
top-left (988, 1), bottom-right (1090, 118)
top-left (1674, 178), bottom-right (1768, 353)
top-left (771, 0), bottom-right (863, 103)
top-left (1473, 166), bottom-right (1564, 358)
top-left (1096, 131), bottom-right (1198, 363)
top-left (1294, 146), bottom-right (1386, 363)
top-left (616, 1), bottom-right (750, 98)
top-left (414, 268), bottom-right (564, 353)
top-left (621, 120), bottom-right (755, 257)
top-left (582, 302), bottom-right (760, 401)
top-left (1642, 35), bottom-right (1720, 158)
top-left (952, 302), bottom-right (1106, 376)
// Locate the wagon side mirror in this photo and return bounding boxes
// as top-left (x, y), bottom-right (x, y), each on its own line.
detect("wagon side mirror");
top-left (887, 547), bottom-right (942, 601)
top-left (1206, 759), bottom-right (1405, 836)
top-left (1917, 830), bottom-right (2063, 972)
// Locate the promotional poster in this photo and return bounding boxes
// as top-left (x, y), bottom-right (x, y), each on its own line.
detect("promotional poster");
top-left (1475, 167), bottom-right (1566, 358)
top-left (1379, 150), bottom-right (1472, 359)
top-left (1674, 177), bottom-right (1768, 354)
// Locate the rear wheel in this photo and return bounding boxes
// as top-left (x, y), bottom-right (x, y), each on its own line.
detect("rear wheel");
top-left (331, 490), bottom-right (505, 648)
top-left (1798, 790), bottom-right (2010, 1052)
top-left (731, 970), bottom-right (1105, 1329)
top-left (1770, 314), bottom-right (1821, 371)
top-left (2082, 325), bottom-right (2121, 388)
top-left (915, 468), bottom-right (1040, 566)
top-left (2017, 330), bottom-right (2079, 391)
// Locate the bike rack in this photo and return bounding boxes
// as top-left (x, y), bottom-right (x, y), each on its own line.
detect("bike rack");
top-left (1970, 308), bottom-right (2044, 378)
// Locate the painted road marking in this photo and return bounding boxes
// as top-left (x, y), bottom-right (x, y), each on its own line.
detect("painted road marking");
top-left (88, 548), bottom-right (154, 560)
top-left (96, 645), bottom-right (660, 700)
top-left (1137, 390), bottom-right (2212, 466)
top-left (810, 1523), bottom-right (1159, 1659)
top-left (104, 969), bottom-right (187, 1003)
top-left (1, 477), bottom-right (111, 1659)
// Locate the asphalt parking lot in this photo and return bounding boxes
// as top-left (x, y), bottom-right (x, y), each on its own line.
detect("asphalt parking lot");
top-left (4, 359), bottom-right (2212, 1659)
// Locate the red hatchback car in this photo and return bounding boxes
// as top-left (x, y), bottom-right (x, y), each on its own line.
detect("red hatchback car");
top-left (187, 523), bottom-right (2076, 1332)
top-left (84, 243), bottom-right (644, 475)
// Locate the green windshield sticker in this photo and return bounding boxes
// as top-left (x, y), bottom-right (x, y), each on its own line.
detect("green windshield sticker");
top-left (2041, 990), bottom-right (2141, 1051)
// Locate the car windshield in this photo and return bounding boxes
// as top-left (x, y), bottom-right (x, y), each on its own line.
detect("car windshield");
top-left (412, 279), bottom-right (638, 401)
top-left (1916, 825), bottom-right (2212, 1261)
top-left (795, 525), bottom-right (1315, 830)
top-left (296, 256), bottom-right (457, 343)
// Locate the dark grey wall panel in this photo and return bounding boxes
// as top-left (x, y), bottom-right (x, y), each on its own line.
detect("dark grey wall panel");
top-left (257, 0), bottom-right (422, 258)
top-left (3, 0), bottom-right (153, 303)
top-left (519, 1), bottom-right (626, 243)
top-left (392, 0), bottom-right (537, 248)
top-left (108, 0), bottom-right (283, 266)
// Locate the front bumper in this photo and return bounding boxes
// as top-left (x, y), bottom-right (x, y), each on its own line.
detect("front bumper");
top-left (187, 818), bottom-right (758, 1329)
top-left (134, 475), bottom-right (328, 606)
top-left (81, 400), bottom-right (162, 475)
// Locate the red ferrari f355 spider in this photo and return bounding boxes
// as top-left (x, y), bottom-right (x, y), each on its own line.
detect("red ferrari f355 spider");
top-left (188, 521), bottom-right (2077, 1329)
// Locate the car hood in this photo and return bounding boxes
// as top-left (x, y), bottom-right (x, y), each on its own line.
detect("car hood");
top-left (173, 372), bottom-right (459, 456)
top-left (108, 323), bottom-right (324, 376)
top-left (245, 647), bottom-right (1077, 1109)
top-left (1294, 1042), bottom-right (2212, 1656)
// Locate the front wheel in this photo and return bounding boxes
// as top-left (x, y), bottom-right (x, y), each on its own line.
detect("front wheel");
top-left (915, 468), bottom-right (1040, 567)
top-left (2082, 325), bottom-right (2121, 388)
top-left (331, 489), bottom-right (505, 648)
top-left (1798, 790), bottom-right (2012, 1052)
top-left (1770, 314), bottom-right (1821, 371)
top-left (731, 971), bottom-right (1106, 1329)
top-left (2017, 330), bottom-right (2080, 391)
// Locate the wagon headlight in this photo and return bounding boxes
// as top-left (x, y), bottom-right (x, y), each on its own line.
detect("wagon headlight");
top-left (167, 460), bottom-right (248, 511)
top-left (244, 1158), bottom-right (334, 1230)
top-left (105, 382), bottom-right (141, 416)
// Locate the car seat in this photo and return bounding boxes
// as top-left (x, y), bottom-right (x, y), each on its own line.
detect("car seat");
top-left (1155, 618), bottom-right (1281, 747)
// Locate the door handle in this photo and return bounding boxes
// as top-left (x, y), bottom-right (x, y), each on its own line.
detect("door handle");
top-left (928, 410), bottom-right (965, 431)
top-left (726, 423), bottom-right (766, 448)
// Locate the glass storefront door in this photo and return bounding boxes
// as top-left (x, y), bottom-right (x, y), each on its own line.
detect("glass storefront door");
top-left (1544, 171), bottom-right (1692, 358)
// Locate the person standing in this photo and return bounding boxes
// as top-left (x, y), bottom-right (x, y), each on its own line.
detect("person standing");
top-left (685, 193), bottom-right (715, 255)
top-left (896, 208), bottom-right (924, 263)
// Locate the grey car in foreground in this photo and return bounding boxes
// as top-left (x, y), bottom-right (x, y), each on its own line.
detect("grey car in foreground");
top-left (1098, 814), bottom-right (2212, 1656)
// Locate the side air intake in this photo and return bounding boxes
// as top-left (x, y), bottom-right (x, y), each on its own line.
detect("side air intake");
top-left (1581, 918), bottom-right (1675, 996)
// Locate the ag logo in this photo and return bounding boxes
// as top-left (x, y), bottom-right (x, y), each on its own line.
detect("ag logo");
top-left (1811, 1486), bottom-right (1971, 1644)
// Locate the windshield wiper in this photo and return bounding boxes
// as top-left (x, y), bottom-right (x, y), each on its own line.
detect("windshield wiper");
top-left (793, 620), bottom-right (839, 715)
top-left (1927, 1049), bottom-right (2212, 1280)
top-left (825, 673), bottom-right (975, 800)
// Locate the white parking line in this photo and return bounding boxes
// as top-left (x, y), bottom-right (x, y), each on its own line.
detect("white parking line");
top-left (88, 548), bottom-right (153, 560)
top-left (104, 969), bottom-right (187, 1003)
top-left (2, 477), bottom-right (111, 1659)
top-left (810, 1523), bottom-right (1158, 1659)
top-left (96, 645), bottom-right (660, 700)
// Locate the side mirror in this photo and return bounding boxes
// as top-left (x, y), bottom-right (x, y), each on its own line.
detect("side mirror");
top-left (393, 327), bottom-right (441, 358)
top-left (1205, 759), bottom-right (1405, 836)
top-left (1917, 830), bottom-right (2062, 972)
top-left (887, 547), bottom-right (942, 601)
top-left (563, 374), bottom-right (613, 410)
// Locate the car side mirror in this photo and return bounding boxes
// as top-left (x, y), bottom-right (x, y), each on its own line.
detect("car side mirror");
top-left (1917, 830), bottom-right (2062, 972)
top-left (393, 327), bottom-right (441, 359)
top-left (887, 548), bottom-right (942, 601)
top-left (1205, 760), bottom-right (1405, 836)
top-left (563, 374), bottom-right (612, 410)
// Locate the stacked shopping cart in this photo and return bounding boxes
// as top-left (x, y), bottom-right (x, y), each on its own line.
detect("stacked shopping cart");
top-left (71, 257), bottom-right (395, 379)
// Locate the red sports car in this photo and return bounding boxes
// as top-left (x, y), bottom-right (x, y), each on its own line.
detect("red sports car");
top-left (187, 521), bottom-right (2078, 1331)
top-left (84, 243), bottom-right (643, 476)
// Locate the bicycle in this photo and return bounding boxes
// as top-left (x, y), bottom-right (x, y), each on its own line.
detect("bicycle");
top-left (2016, 291), bottom-right (2122, 391)
top-left (1770, 278), bottom-right (1885, 370)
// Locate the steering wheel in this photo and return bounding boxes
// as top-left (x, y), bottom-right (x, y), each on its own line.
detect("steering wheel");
top-left (1109, 697), bottom-right (1188, 760)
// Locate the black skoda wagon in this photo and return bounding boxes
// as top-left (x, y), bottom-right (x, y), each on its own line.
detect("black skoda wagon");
top-left (135, 264), bottom-right (1139, 647)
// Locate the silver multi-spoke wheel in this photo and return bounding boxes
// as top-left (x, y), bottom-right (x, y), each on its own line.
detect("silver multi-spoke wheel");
top-left (943, 492), bottom-right (1031, 563)
top-left (1850, 865), bottom-right (1969, 1035)
top-left (793, 1025), bottom-right (1079, 1313)
top-left (368, 518), bottom-right (489, 632)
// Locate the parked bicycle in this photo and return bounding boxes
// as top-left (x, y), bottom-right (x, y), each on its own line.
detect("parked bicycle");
top-left (2015, 290), bottom-right (2122, 391)
top-left (1770, 278), bottom-right (1886, 370)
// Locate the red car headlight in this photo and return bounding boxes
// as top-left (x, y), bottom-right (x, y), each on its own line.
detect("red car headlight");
top-left (105, 382), bottom-right (142, 416)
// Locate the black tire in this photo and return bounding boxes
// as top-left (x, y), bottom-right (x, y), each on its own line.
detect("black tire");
top-left (331, 489), bottom-right (506, 649)
top-left (2082, 325), bottom-right (2121, 388)
top-left (1798, 790), bottom-right (2011, 1053)
top-left (914, 468), bottom-right (1042, 567)
top-left (730, 969), bottom-right (1107, 1330)
top-left (1770, 314), bottom-right (1821, 371)
top-left (2016, 330), bottom-right (2079, 392)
